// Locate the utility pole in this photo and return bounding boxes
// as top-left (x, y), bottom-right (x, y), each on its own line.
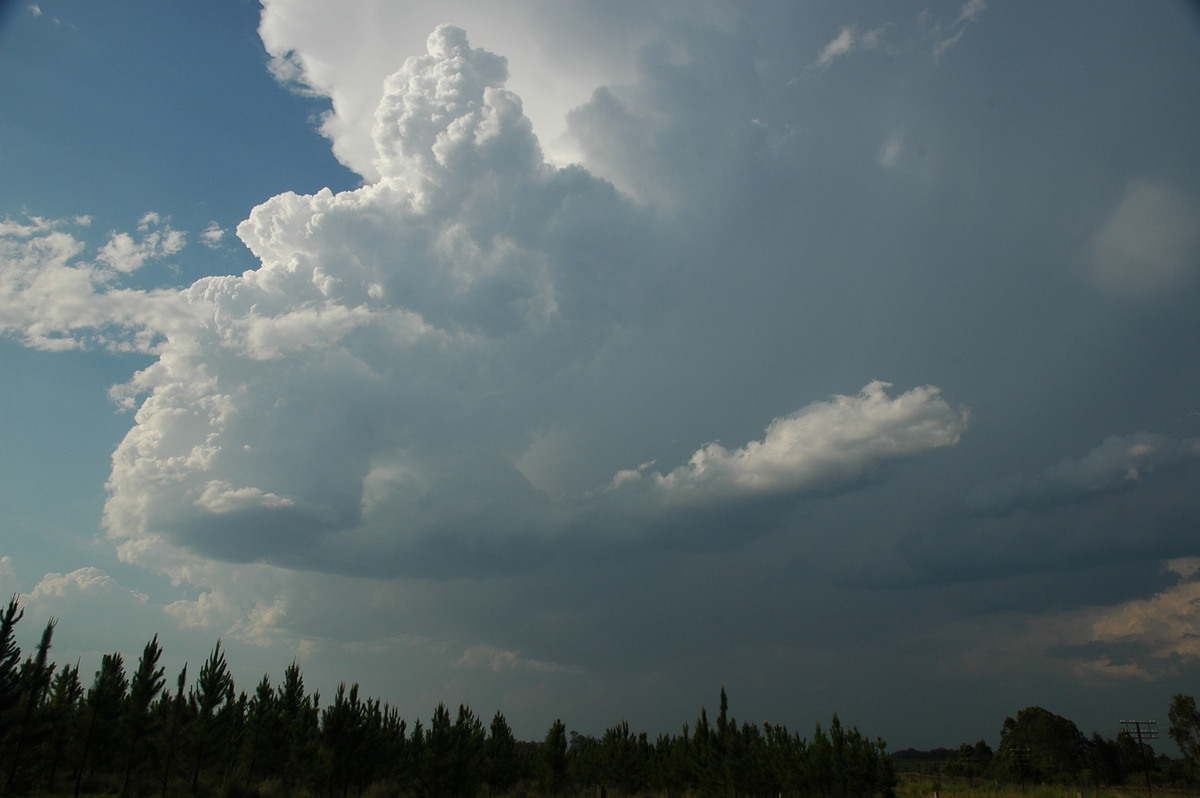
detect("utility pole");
top-left (1120, 719), bottom-right (1158, 797)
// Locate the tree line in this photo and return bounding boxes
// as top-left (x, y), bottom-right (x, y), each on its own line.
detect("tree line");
top-left (0, 595), bottom-right (895, 797)
top-left (893, 700), bottom-right (1200, 791)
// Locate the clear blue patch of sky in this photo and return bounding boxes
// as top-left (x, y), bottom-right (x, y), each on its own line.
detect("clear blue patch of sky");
top-left (0, 0), bottom-right (356, 248)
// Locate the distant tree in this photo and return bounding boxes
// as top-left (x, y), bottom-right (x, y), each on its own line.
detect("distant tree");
top-left (994, 706), bottom-right (1088, 784)
top-left (947, 739), bottom-right (992, 784)
top-left (1169, 694), bottom-right (1200, 778)
top-left (483, 710), bottom-right (521, 795)
top-left (453, 703), bottom-right (486, 797)
top-left (542, 718), bottom-right (569, 798)
top-left (421, 702), bottom-right (455, 798)
top-left (321, 682), bottom-right (365, 798)
top-left (1088, 732), bottom-right (1124, 787)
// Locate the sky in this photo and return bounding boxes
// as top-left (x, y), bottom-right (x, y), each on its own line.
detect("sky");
top-left (1, 0), bottom-right (1200, 751)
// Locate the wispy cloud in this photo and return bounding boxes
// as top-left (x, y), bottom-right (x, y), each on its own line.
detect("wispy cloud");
top-left (813, 25), bottom-right (888, 69)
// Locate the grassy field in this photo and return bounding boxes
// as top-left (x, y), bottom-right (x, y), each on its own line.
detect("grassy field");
top-left (895, 774), bottom-right (1197, 798)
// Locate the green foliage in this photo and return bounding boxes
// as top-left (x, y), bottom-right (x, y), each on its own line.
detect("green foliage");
top-left (1169, 693), bottom-right (1200, 777)
top-left (994, 706), bottom-right (1088, 784)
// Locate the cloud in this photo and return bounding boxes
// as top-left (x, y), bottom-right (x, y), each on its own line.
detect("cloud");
top-left (0, 214), bottom-right (196, 352)
top-left (3, 26), bottom-right (971, 584)
top-left (922, 0), bottom-right (987, 62)
top-left (1078, 558), bottom-right (1200, 678)
top-left (813, 25), bottom-right (887, 69)
top-left (256, 0), bottom-right (646, 174)
top-left (815, 27), bottom-right (857, 68)
top-left (75, 26), bottom-right (651, 576)
top-left (967, 432), bottom-right (1200, 515)
top-left (200, 222), bottom-right (226, 248)
top-left (1087, 178), bottom-right (1200, 298)
top-left (604, 382), bottom-right (967, 508)
top-left (455, 643), bottom-right (583, 675)
top-left (956, 0), bottom-right (987, 25)
top-left (17, 567), bottom-right (173, 659)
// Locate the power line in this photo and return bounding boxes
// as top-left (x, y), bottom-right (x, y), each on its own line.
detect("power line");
top-left (1119, 719), bottom-right (1158, 798)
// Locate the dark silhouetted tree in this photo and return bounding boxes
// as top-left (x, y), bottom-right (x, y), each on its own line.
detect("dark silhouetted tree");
top-left (5, 616), bottom-right (55, 792)
top-left (75, 652), bottom-right (128, 796)
top-left (1170, 694), bottom-right (1200, 779)
top-left (189, 641), bottom-right (233, 795)
top-left (995, 706), bottom-right (1088, 784)
top-left (484, 710), bottom-right (520, 795)
top-left (43, 661), bottom-right (83, 792)
top-left (158, 664), bottom-right (189, 797)
top-left (121, 634), bottom-right (165, 796)
top-left (542, 718), bottom-right (569, 798)
top-left (0, 596), bottom-right (24, 721)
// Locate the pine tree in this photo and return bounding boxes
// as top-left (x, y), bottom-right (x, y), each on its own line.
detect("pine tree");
top-left (484, 710), bottom-right (520, 795)
top-left (121, 634), bottom-right (165, 796)
top-left (0, 596), bottom-right (24, 721)
top-left (43, 661), bottom-right (83, 793)
top-left (321, 682), bottom-right (365, 798)
top-left (4, 616), bottom-right (55, 792)
top-left (74, 652), bottom-right (128, 796)
top-left (158, 664), bottom-right (189, 798)
top-left (276, 661), bottom-right (320, 791)
top-left (542, 718), bottom-right (569, 798)
top-left (452, 703), bottom-right (486, 797)
top-left (241, 673), bottom-right (281, 787)
top-left (189, 641), bottom-right (233, 795)
top-left (421, 702), bottom-right (455, 798)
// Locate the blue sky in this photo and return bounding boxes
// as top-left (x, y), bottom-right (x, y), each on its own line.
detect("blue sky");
top-left (2, 0), bottom-right (1200, 749)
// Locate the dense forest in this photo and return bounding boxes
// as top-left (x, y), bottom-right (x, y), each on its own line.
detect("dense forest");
top-left (1, 595), bottom-right (1198, 798)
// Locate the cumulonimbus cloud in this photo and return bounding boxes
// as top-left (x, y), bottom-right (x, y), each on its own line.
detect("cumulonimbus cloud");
top-left (1, 26), bottom-right (969, 581)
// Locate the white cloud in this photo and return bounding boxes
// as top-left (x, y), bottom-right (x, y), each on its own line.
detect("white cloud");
top-left (18, 567), bottom-right (173, 660)
top-left (257, 0), bottom-right (645, 173)
top-left (815, 27), bottom-right (857, 68)
top-left (200, 222), bottom-right (226, 248)
top-left (0, 215), bottom-right (199, 352)
top-left (813, 25), bottom-right (890, 69)
top-left (606, 382), bottom-right (968, 508)
top-left (86, 26), bottom-right (656, 574)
